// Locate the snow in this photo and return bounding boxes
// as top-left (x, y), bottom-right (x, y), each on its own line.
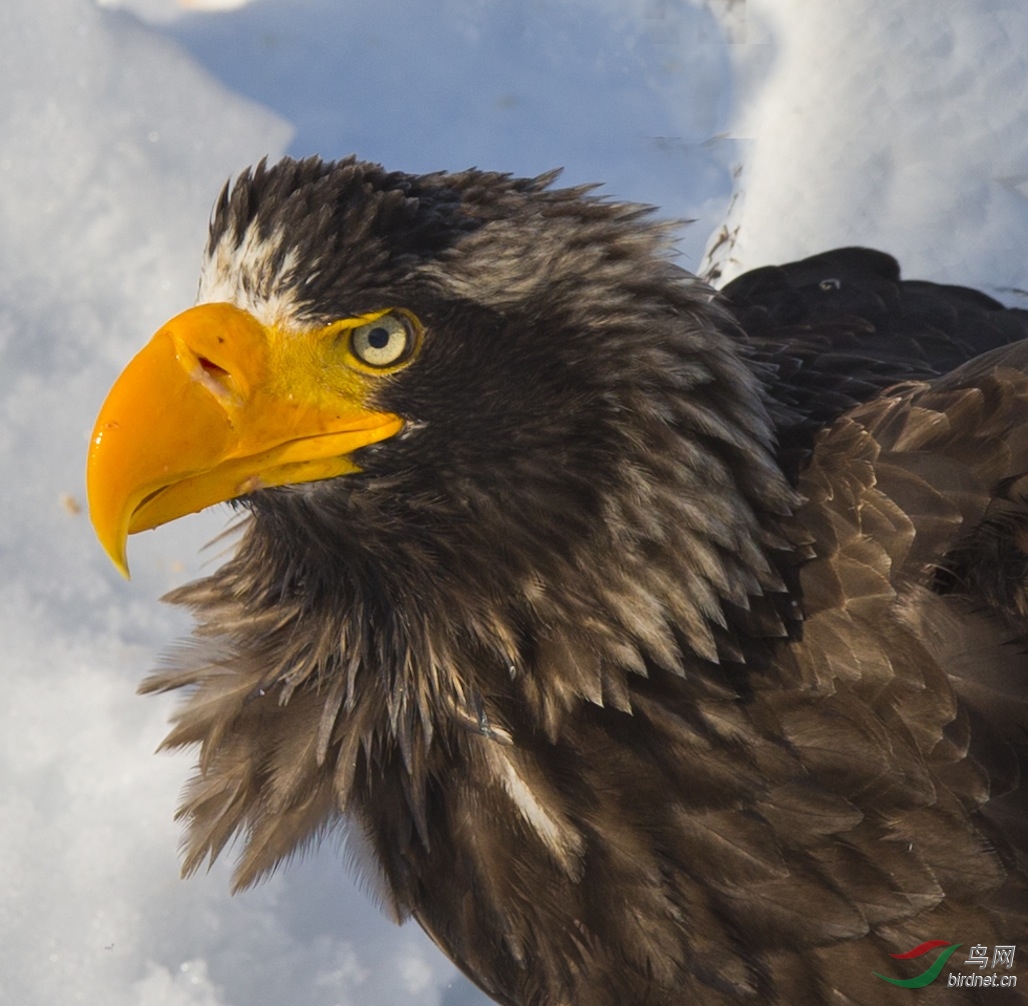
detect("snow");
top-left (705, 0), bottom-right (1028, 301)
top-left (1, 1), bottom-right (1026, 1004)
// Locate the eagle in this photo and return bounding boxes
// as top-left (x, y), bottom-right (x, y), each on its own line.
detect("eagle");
top-left (87, 157), bottom-right (1028, 1005)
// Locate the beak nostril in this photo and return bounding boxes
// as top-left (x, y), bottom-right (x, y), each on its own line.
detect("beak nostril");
top-left (188, 349), bottom-right (238, 404)
top-left (198, 356), bottom-right (230, 378)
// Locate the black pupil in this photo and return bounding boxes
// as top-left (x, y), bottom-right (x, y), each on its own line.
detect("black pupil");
top-left (367, 327), bottom-right (391, 349)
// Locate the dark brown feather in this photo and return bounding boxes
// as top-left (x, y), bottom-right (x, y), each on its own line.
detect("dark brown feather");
top-left (135, 160), bottom-right (1028, 1003)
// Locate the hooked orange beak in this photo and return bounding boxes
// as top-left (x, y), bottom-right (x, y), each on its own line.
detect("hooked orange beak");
top-left (87, 302), bottom-right (403, 576)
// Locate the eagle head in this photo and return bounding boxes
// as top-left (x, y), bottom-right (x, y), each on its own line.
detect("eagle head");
top-left (87, 156), bottom-right (806, 1003)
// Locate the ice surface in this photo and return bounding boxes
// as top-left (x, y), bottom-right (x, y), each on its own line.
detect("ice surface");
top-left (3, 0), bottom-right (1027, 1004)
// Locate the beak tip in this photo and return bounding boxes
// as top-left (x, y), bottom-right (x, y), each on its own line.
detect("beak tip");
top-left (89, 501), bottom-right (132, 578)
top-left (100, 537), bottom-right (132, 580)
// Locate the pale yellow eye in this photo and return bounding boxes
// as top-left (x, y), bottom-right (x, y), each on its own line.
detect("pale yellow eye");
top-left (350, 313), bottom-right (414, 368)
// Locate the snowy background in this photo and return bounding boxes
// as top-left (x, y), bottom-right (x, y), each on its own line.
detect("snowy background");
top-left (2, 1), bottom-right (1027, 1003)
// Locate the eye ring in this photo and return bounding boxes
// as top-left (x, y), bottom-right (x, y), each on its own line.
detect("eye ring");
top-left (350, 312), bottom-right (416, 369)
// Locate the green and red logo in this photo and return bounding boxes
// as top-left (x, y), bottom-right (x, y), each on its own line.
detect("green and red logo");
top-left (874, 940), bottom-right (963, 988)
